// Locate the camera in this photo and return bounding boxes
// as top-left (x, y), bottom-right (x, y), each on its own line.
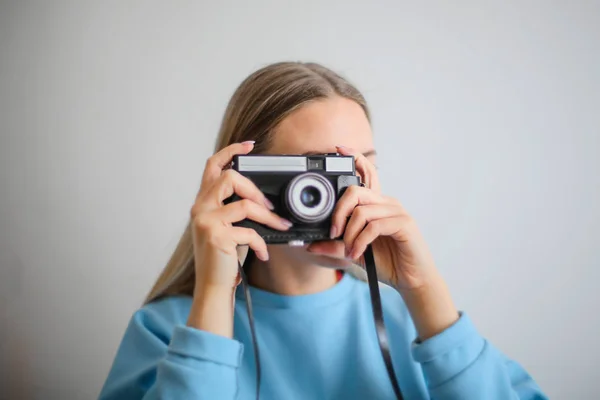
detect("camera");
top-left (226, 153), bottom-right (361, 244)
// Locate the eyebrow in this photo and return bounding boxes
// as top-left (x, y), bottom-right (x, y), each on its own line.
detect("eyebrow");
top-left (301, 149), bottom-right (377, 157)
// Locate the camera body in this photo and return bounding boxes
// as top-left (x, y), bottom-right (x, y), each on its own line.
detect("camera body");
top-left (226, 153), bottom-right (361, 244)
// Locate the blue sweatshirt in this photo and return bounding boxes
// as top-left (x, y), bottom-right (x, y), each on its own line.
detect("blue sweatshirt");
top-left (99, 273), bottom-right (546, 399)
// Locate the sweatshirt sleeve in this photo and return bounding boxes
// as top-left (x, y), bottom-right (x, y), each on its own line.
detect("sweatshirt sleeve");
top-left (98, 305), bottom-right (244, 399)
top-left (411, 313), bottom-right (547, 400)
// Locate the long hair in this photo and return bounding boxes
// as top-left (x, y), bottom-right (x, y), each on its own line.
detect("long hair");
top-left (145, 62), bottom-right (370, 304)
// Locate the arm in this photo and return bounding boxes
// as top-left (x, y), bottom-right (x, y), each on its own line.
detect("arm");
top-left (405, 279), bottom-right (547, 400)
top-left (100, 142), bottom-right (288, 399)
top-left (324, 146), bottom-right (547, 399)
top-left (98, 301), bottom-right (242, 400)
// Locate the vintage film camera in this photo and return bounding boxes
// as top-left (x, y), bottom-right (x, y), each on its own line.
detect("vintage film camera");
top-left (227, 153), bottom-right (361, 245)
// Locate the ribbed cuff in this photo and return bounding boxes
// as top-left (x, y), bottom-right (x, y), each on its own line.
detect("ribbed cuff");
top-left (411, 312), bottom-right (485, 387)
top-left (168, 325), bottom-right (244, 368)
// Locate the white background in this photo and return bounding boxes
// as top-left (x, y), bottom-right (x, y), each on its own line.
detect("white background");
top-left (1, 1), bottom-right (598, 398)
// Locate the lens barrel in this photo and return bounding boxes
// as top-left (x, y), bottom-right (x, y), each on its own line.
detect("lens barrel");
top-left (285, 172), bottom-right (335, 223)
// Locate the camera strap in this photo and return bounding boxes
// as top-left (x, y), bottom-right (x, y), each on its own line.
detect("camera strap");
top-left (238, 245), bottom-right (404, 400)
top-left (363, 245), bottom-right (404, 399)
top-left (238, 261), bottom-right (261, 400)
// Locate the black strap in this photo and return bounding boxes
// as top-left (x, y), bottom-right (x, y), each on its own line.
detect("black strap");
top-left (238, 259), bottom-right (261, 400)
top-left (364, 245), bottom-right (404, 399)
top-left (239, 246), bottom-right (403, 400)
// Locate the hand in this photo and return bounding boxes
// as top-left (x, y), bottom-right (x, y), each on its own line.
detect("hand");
top-left (308, 146), bottom-right (438, 291)
top-left (190, 141), bottom-right (292, 292)
top-left (307, 146), bottom-right (459, 339)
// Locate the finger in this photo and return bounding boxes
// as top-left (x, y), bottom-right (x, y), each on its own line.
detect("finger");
top-left (205, 169), bottom-right (274, 211)
top-left (348, 217), bottom-right (403, 260)
top-left (342, 205), bottom-right (399, 254)
top-left (229, 226), bottom-right (270, 261)
top-left (336, 145), bottom-right (380, 192)
top-left (330, 185), bottom-right (388, 239)
top-left (201, 141), bottom-right (255, 189)
top-left (216, 199), bottom-right (292, 231)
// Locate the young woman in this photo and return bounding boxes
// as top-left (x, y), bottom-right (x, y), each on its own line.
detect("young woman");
top-left (99, 62), bottom-right (546, 399)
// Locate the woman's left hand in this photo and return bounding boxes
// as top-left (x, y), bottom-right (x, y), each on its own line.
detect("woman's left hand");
top-left (307, 146), bottom-right (438, 291)
top-left (307, 146), bottom-right (460, 339)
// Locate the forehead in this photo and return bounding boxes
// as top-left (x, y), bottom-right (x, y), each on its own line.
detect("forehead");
top-left (266, 96), bottom-right (374, 155)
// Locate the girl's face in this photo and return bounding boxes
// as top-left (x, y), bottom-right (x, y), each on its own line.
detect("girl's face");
top-left (266, 96), bottom-right (376, 165)
top-left (262, 96), bottom-right (377, 263)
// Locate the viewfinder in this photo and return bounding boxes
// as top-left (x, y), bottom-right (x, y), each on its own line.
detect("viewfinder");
top-left (307, 158), bottom-right (324, 170)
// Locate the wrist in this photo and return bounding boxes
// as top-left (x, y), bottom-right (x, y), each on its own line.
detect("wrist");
top-left (187, 283), bottom-right (236, 338)
top-left (398, 275), bottom-right (459, 341)
top-left (193, 281), bottom-right (237, 300)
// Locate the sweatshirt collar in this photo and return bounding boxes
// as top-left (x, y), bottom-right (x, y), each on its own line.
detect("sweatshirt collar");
top-left (235, 272), bottom-right (357, 309)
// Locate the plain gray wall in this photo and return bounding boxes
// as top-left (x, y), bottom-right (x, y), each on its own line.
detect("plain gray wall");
top-left (1, 1), bottom-right (598, 398)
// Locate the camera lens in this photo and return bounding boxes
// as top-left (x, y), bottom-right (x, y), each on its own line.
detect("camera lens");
top-left (300, 186), bottom-right (321, 208)
top-left (285, 173), bottom-right (335, 223)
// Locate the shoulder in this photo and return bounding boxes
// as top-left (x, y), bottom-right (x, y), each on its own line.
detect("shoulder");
top-left (128, 295), bottom-right (193, 341)
top-left (141, 294), bottom-right (194, 320)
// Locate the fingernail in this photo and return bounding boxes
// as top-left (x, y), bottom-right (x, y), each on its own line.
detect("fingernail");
top-left (329, 226), bottom-right (338, 239)
top-left (264, 197), bottom-right (275, 210)
top-left (281, 218), bottom-right (293, 228)
top-left (262, 251), bottom-right (270, 261)
top-left (336, 145), bottom-right (346, 149)
top-left (242, 140), bottom-right (256, 145)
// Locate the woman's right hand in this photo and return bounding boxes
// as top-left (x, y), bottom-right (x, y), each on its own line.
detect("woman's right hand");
top-left (187, 141), bottom-right (291, 337)
top-left (190, 141), bottom-right (292, 292)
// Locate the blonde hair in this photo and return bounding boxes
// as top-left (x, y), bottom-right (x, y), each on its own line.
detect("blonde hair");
top-left (145, 62), bottom-right (370, 304)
